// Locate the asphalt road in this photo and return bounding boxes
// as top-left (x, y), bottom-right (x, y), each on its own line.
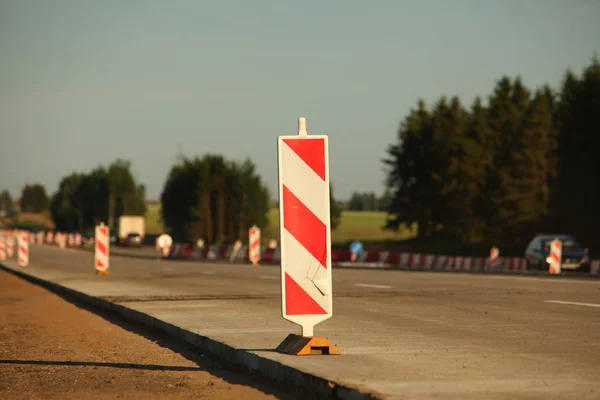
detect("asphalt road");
top-left (3, 244), bottom-right (600, 399)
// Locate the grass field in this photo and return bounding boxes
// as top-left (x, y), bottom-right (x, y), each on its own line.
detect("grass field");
top-left (145, 202), bottom-right (415, 244)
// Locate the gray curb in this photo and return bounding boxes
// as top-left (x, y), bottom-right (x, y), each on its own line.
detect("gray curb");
top-left (0, 263), bottom-right (384, 400)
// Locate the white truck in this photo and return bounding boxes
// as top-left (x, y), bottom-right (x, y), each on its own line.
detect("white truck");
top-left (116, 215), bottom-right (145, 246)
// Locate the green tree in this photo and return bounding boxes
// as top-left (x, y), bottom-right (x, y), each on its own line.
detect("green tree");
top-left (160, 155), bottom-right (270, 243)
top-left (107, 159), bottom-right (146, 228)
top-left (329, 183), bottom-right (342, 231)
top-left (483, 77), bottom-right (532, 245)
top-left (49, 160), bottom-right (145, 233)
top-left (553, 57), bottom-right (600, 247)
top-left (19, 184), bottom-right (50, 213)
top-left (50, 173), bottom-right (85, 231)
top-left (0, 190), bottom-right (15, 217)
top-left (384, 99), bottom-right (434, 237)
top-left (498, 89), bottom-right (557, 241)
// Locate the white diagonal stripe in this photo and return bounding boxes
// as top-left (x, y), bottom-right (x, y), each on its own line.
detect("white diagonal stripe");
top-left (280, 140), bottom-right (328, 224)
top-left (282, 229), bottom-right (330, 314)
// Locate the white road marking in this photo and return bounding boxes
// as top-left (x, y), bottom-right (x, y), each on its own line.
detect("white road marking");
top-left (260, 275), bottom-right (279, 280)
top-left (545, 300), bottom-right (600, 308)
top-left (355, 283), bottom-right (392, 289)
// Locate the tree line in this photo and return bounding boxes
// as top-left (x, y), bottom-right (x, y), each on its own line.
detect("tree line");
top-left (34, 153), bottom-right (341, 244)
top-left (49, 159), bottom-right (146, 232)
top-left (347, 191), bottom-right (393, 212)
top-left (160, 154), bottom-right (342, 243)
top-left (384, 57), bottom-right (600, 251)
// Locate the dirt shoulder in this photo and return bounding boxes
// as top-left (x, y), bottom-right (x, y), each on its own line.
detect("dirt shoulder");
top-left (0, 269), bottom-right (298, 400)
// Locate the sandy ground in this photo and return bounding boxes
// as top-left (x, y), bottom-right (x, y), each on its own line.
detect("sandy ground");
top-left (0, 270), bottom-right (299, 400)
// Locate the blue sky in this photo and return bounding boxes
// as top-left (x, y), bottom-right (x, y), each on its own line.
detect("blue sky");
top-left (1, 0), bottom-right (598, 201)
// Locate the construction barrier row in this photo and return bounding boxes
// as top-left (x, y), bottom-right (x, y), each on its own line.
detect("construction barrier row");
top-left (165, 243), bottom-right (600, 275)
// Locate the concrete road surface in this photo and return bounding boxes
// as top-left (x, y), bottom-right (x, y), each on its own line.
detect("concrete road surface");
top-left (3, 244), bottom-right (600, 399)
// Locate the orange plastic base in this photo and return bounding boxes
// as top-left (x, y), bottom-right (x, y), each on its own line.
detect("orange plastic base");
top-left (96, 269), bottom-right (110, 276)
top-left (276, 334), bottom-right (341, 356)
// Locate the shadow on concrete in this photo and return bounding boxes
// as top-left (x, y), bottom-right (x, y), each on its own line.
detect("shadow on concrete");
top-left (0, 359), bottom-right (203, 372)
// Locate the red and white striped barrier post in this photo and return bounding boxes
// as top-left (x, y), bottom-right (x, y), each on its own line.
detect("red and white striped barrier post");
top-left (75, 233), bottom-right (82, 247)
top-left (6, 234), bottom-right (14, 258)
top-left (156, 234), bottom-right (173, 258)
top-left (548, 239), bottom-right (562, 274)
top-left (18, 231), bottom-right (29, 267)
top-left (0, 233), bottom-right (6, 261)
top-left (275, 117), bottom-right (339, 356)
top-left (489, 247), bottom-right (499, 270)
top-left (229, 240), bottom-right (242, 262)
top-left (249, 225), bottom-right (261, 267)
top-left (95, 222), bottom-right (110, 275)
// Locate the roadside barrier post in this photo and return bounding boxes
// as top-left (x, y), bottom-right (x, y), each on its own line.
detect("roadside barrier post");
top-left (548, 239), bottom-right (562, 274)
top-left (275, 117), bottom-right (340, 356)
top-left (18, 231), bottom-right (29, 267)
top-left (0, 232), bottom-right (6, 261)
top-left (6, 233), bottom-right (14, 258)
top-left (489, 247), bottom-right (499, 271)
top-left (95, 222), bottom-right (110, 276)
top-left (249, 225), bottom-right (261, 267)
top-left (157, 234), bottom-right (173, 259)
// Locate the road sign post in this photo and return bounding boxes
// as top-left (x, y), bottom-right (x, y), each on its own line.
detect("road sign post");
top-left (249, 225), bottom-right (261, 266)
top-left (95, 222), bottom-right (110, 275)
top-left (275, 117), bottom-right (340, 356)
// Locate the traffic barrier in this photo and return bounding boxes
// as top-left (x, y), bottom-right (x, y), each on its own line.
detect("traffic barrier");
top-left (95, 223), bottom-right (110, 275)
top-left (274, 117), bottom-right (339, 356)
top-left (249, 225), bottom-right (261, 266)
top-left (490, 247), bottom-right (499, 269)
top-left (18, 231), bottom-right (29, 267)
top-left (165, 243), bottom-right (588, 274)
top-left (6, 234), bottom-right (14, 259)
top-left (0, 233), bottom-right (6, 261)
top-left (549, 239), bottom-right (562, 274)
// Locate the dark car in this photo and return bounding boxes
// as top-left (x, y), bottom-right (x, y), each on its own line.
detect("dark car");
top-left (525, 234), bottom-right (590, 272)
top-left (122, 232), bottom-right (143, 247)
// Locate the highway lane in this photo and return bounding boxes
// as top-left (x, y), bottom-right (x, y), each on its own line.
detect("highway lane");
top-left (3, 244), bottom-right (600, 399)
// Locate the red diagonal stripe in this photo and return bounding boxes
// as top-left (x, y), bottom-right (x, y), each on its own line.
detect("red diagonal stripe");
top-left (250, 240), bottom-right (259, 249)
top-left (96, 240), bottom-right (107, 255)
top-left (285, 273), bottom-right (327, 315)
top-left (283, 138), bottom-right (326, 181)
top-left (282, 185), bottom-right (327, 269)
top-left (19, 246), bottom-right (27, 254)
top-left (100, 226), bottom-right (108, 236)
top-left (96, 259), bottom-right (105, 268)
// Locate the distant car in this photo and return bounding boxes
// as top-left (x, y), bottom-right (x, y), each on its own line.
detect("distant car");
top-left (525, 234), bottom-right (590, 272)
top-left (122, 232), bottom-right (142, 247)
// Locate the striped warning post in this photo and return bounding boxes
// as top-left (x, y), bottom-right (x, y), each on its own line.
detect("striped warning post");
top-left (0, 233), bottom-right (6, 261)
top-left (275, 117), bottom-right (339, 356)
top-left (249, 225), bottom-right (261, 266)
top-left (548, 239), bottom-right (562, 274)
top-left (95, 223), bottom-right (110, 275)
top-left (6, 234), bottom-right (14, 258)
top-left (18, 231), bottom-right (29, 267)
top-left (489, 247), bottom-right (499, 270)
